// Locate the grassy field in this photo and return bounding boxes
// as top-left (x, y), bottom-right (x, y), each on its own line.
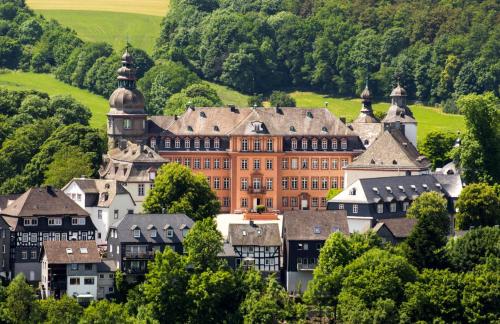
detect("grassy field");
top-left (289, 91), bottom-right (465, 142)
top-left (0, 71), bottom-right (108, 129)
top-left (26, 0), bottom-right (170, 16)
top-left (205, 81), bottom-right (250, 107)
top-left (36, 10), bottom-right (162, 54)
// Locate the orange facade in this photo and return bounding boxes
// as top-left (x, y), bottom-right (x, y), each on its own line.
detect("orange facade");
top-left (158, 136), bottom-right (358, 213)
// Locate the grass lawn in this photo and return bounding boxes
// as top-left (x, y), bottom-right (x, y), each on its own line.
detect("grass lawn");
top-left (0, 71), bottom-right (108, 129)
top-left (26, 0), bottom-right (170, 16)
top-left (289, 91), bottom-right (465, 143)
top-left (204, 81), bottom-right (250, 107)
top-left (36, 10), bottom-right (163, 54)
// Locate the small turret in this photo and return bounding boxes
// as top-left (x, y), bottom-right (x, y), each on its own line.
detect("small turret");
top-left (353, 83), bottom-right (378, 123)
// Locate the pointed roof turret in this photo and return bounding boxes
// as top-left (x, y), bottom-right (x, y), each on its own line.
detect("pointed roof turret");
top-left (382, 82), bottom-right (415, 124)
top-left (354, 83), bottom-right (378, 124)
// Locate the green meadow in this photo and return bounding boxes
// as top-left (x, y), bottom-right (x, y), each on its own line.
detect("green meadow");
top-left (0, 71), bottom-right (108, 128)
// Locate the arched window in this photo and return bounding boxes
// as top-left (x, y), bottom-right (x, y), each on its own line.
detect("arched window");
top-left (340, 138), bottom-right (347, 150)
top-left (311, 138), bottom-right (318, 150)
top-left (267, 138), bottom-right (273, 152)
top-left (332, 139), bottom-right (338, 150)
top-left (301, 138), bottom-right (308, 150)
top-left (321, 138), bottom-right (328, 150)
top-left (241, 138), bottom-right (248, 151)
top-left (214, 137), bottom-right (220, 149)
top-left (194, 138), bottom-right (200, 149)
top-left (291, 138), bottom-right (297, 150)
top-left (175, 138), bottom-right (181, 149)
top-left (184, 138), bottom-right (191, 149)
top-left (204, 138), bottom-right (210, 149)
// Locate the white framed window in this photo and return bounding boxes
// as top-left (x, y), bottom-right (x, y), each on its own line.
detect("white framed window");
top-left (377, 204), bottom-right (383, 214)
top-left (267, 138), bottom-right (273, 151)
top-left (322, 159), bottom-right (328, 169)
top-left (332, 139), bottom-right (338, 150)
top-left (194, 158), bottom-right (201, 169)
top-left (133, 229), bottom-right (140, 238)
top-left (213, 177), bottom-right (220, 189)
top-left (353, 204), bottom-right (359, 214)
top-left (204, 158), bottom-right (210, 169)
top-left (204, 138), bottom-right (210, 149)
top-left (341, 138), bottom-right (347, 150)
top-left (164, 138), bottom-right (171, 149)
top-left (241, 178), bottom-right (248, 190)
top-left (301, 177), bottom-right (308, 189)
top-left (223, 197), bottom-right (230, 207)
top-left (241, 159), bottom-right (248, 170)
top-left (253, 159), bottom-right (260, 170)
top-left (281, 158), bottom-right (288, 169)
top-left (266, 159), bottom-right (273, 170)
top-left (175, 138), bottom-right (181, 149)
top-left (291, 177), bottom-right (298, 189)
top-left (254, 139), bottom-right (261, 151)
top-left (332, 159), bottom-right (338, 169)
top-left (214, 138), bottom-right (220, 149)
top-left (390, 203), bottom-right (397, 212)
top-left (194, 138), bottom-right (200, 149)
top-left (291, 138), bottom-right (297, 150)
top-left (214, 158), bottom-right (220, 169)
top-left (301, 138), bottom-right (308, 150)
top-left (252, 178), bottom-right (261, 190)
top-left (241, 198), bottom-right (248, 208)
top-left (48, 218), bottom-right (62, 226)
top-left (72, 218), bottom-right (85, 225)
top-left (281, 177), bottom-right (288, 190)
top-left (23, 218), bottom-right (38, 226)
top-left (312, 139), bottom-right (318, 150)
top-left (338, 203), bottom-right (344, 210)
top-left (150, 138), bottom-right (156, 149)
top-left (342, 159), bottom-right (348, 168)
top-left (266, 178), bottom-right (273, 190)
top-left (312, 159), bottom-right (319, 169)
top-left (265, 198), bottom-right (273, 208)
top-left (321, 177), bottom-right (328, 189)
top-left (184, 138), bottom-right (190, 149)
top-left (223, 158), bottom-right (230, 169)
top-left (291, 158), bottom-right (298, 169)
top-left (123, 119), bottom-right (132, 129)
top-left (138, 184), bottom-right (145, 196)
top-left (403, 202), bottom-right (409, 211)
top-left (151, 229), bottom-right (157, 238)
top-left (312, 177), bottom-right (319, 189)
top-left (223, 178), bottom-right (230, 190)
top-left (166, 229), bottom-right (174, 237)
top-left (241, 138), bottom-right (248, 151)
top-left (21, 251), bottom-right (28, 259)
top-left (321, 138), bottom-right (328, 150)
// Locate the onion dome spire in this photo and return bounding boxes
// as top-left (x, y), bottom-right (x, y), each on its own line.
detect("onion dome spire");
top-left (117, 47), bottom-right (137, 89)
top-left (354, 81), bottom-right (378, 123)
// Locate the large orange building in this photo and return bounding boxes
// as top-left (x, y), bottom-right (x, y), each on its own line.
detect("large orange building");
top-left (103, 50), bottom-right (365, 213)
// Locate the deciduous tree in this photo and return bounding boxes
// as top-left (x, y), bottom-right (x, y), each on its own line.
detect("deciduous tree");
top-left (455, 183), bottom-right (500, 230)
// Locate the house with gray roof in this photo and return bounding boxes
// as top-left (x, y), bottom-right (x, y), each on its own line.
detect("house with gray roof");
top-left (282, 210), bottom-right (348, 293)
top-left (228, 223), bottom-right (281, 274)
top-left (373, 218), bottom-right (418, 244)
top-left (327, 175), bottom-right (456, 233)
top-left (106, 213), bottom-right (193, 278)
top-left (63, 178), bottom-right (136, 245)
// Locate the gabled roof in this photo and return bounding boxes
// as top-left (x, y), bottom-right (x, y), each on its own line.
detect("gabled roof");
top-left (147, 107), bottom-right (358, 137)
top-left (345, 129), bottom-right (430, 170)
top-left (228, 223), bottom-right (281, 246)
top-left (42, 240), bottom-right (101, 264)
top-left (432, 174), bottom-right (463, 199)
top-left (0, 194), bottom-right (20, 212)
top-left (109, 213), bottom-right (194, 243)
top-left (62, 178), bottom-right (134, 208)
top-left (374, 218), bottom-right (417, 238)
top-left (1, 187), bottom-right (89, 217)
top-left (283, 210), bottom-right (349, 240)
top-left (330, 175), bottom-right (449, 204)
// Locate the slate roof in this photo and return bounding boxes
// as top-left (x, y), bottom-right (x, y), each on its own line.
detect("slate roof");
top-left (374, 218), bottom-right (417, 238)
top-left (345, 129), bottom-right (430, 170)
top-left (432, 173), bottom-right (463, 199)
top-left (109, 213), bottom-right (194, 243)
top-left (1, 187), bottom-right (89, 217)
top-left (42, 240), bottom-right (101, 264)
top-left (283, 210), bottom-right (349, 240)
top-left (331, 175), bottom-right (449, 204)
top-left (97, 259), bottom-right (117, 272)
top-left (147, 107), bottom-right (358, 137)
top-left (228, 223), bottom-right (281, 246)
top-left (63, 179), bottom-right (133, 208)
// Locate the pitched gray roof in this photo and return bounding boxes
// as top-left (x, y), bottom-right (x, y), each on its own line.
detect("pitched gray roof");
top-left (345, 129), bottom-right (430, 170)
top-left (63, 179), bottom-right (133, 208)
top-left (283, 210), bottom-right (349, 240)
top-left (109, 213), bottom-right (194, 243)
top-left (432, 174), bottom-right (463, 199)
top-left (228, 223), bottom-right (281, 246)
top-left (147, 107), bottom-right (358, 137)
top-left (1, 187), bottom-right (89, 217)
top-left (374, 218), bottom-right (417, 238)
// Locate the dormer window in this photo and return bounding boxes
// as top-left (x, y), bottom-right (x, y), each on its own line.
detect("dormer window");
top-left (175, 138), bottom-right (181, 149)
top-left (133, 229), bottom-right (140, 238)
top-left (182, 228), bottom-right (189, 237)
top-left (349, 188), bottom-right (356, 195)
top-left (311, 139), bottom-right (318, 150)
top-left (187, 126), bottom-right (193, 132)
top-left (332, 139), bottom-right (338, 150)
top-left (290, 126), bottom-right (296, 132)
top-left (150, 138), bottom-right (156, 149)
top-left (341, 138), bottom-right (347, 150)
top-left (149, 170), bottom-right (156, 180)
top-left (164, 138), bottom-right (171, 149)
top-left (392, 160), bottom-right (398, 165)
top-left (306, 111), bottom-right (313, 118)
top-left (321, 126), bottom-right (328, 133)
top-left (253, 122), bottom-right (263, 133)
top-left (214, 138), bottom-right (220, 149)
top-left (291, 138), bottom-right (297, 150)
top-left (151, 229), bottom-right (157, 238)
top-left (422, 184), bottom-right (428, 190)
top-left (314, 226), bottom-right (321, 234)
top-left (184, 138), bottom-right (190, 149)
top-left (301, 138), bottom-right (308, 150)
top-left (321, 138), bottom-right (328, 150)
top-left (386, 186), bottom-right (392, 193)
top-left (213, 126), bottom-right (220, 132)
top-left (204, 138), bottom-right (210, 149)
top-left (194, 138), bottom-right (200, 149)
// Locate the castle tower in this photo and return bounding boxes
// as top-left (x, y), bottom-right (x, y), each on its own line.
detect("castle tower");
top-left (354, 83), bottom-right (378, 123)
top-left (107, 49), bottom-right (147, 148)
top-left (382, 83), bottom-right (417, 147)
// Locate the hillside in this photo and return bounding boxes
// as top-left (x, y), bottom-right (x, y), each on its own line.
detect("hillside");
top-left (35, 10), bottom-right (162, 54)
top-left (0, 72), bottom-right (108, 128)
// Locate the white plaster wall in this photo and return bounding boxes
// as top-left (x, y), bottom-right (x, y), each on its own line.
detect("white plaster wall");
top-left (347, 217), bottom-right (372, 233)
top-left (63, 183), bottom-right (86, 209)
top-left (123, 182), bottom-right (152, 212)
top-left (67, 276), bottom-right (97, 300)
top-left (405, 123), bottom-right (417, 148)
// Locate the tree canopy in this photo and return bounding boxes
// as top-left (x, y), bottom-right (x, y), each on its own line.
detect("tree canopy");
top-left (455, 182), bottom-right (500, 230)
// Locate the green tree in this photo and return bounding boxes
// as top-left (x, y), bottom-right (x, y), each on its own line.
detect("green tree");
top-left (399, 269), bottom-right (465, 323)
top-left (247, 94), bottom-right (264, 107)
top-left (456, 92), bottom-right (500, 183)
top-left (140, 248), bottom-right (190, 323)
top-left (269, 91), bottom-right (296, 107)
top-left (39, 295), bottom-right (83, 324)
top-left (83, 55), bottom-right (120, 97)
top-left (4, 274), bottom-right (41, 324)
top-left (80, 300), bottom-right (132, 324)
top-left (405, 191), bottom-right (450, 269)
top-left (164, 83), bottom-right (222, 115)
top-left (49, 95), bottom-right (92, 126)
top-left (447, 226), bottom-right (500, 272)
top-left (43, 145), bottom-right (94, 188)
top-left (455, 183), bottom-right (500, 230)
top-left (337, 249), bottom-right (417, 324)
top-left (18, 94), bottom-right (51, 119)
top-left (419, 131), bottom-right (456, 169)
top-left (143, 163), bottom-right (220, 220)
top-left (183, 217), bottom-right (224, 272)
top-left (0, 36), bottom-right (21, 68)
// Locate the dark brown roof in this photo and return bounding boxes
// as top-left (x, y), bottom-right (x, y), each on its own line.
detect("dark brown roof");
top-left (228, 223), bottom-right (281, 246)
top-left (42, 240), bottom-right (101, 264)
top-left (283, 210), bottom-right (349, 240)
top-left (375, 218), bottom-right (417, 238)
top-left (346, 129), bottom-right (430, 170)
top-left (1, 187), bottom-right (89, 217)
top-left (148, 107), bottom-right (358, 137)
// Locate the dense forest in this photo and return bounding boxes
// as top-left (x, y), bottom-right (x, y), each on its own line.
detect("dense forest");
top-left (156, 0), bottom-right (499, 104)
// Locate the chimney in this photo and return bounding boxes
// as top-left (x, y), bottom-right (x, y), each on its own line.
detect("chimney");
top-left (228, 104), bottom-right (236, 112)
top-left (340, 117), bottom-right (346, 124)
top-left (249, 220), bottom-right (255, 227)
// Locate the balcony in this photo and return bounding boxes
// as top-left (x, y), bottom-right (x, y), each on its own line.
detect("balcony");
top-left (297, 263), bottom-right (316, 271)
top-left (248, 187), bottom-right (266, 194)
top-left (124, 251), bottom-right (154, 259)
